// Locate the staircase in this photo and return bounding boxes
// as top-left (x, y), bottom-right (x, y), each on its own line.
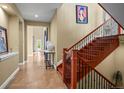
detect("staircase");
top-left (57, 18), bottom-right (122, 89)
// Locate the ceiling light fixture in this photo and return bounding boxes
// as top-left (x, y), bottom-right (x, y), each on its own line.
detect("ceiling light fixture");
top-left (2, 5), bottom-right (8, 9)
top-left (34, 14), bottom-right (39, 18)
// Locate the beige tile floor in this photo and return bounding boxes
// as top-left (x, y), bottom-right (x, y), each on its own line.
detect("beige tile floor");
top-left (7, 52), bottom-right (67, 89)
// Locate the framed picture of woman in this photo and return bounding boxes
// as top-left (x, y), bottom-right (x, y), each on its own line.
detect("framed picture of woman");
top-left (0, 26), bottom-right (8, 54)
top-left (76, 5), bottom-right (88, 24)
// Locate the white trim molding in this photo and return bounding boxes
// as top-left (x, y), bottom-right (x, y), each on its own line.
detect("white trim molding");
top-left (0, 52), bottom-right (18, 62)
top-left (18, 60), bottom-right (27, 65)
top-left (54, 64), bottom-right (57, 70)
top-left (0, 67), bottom-right (19, 89)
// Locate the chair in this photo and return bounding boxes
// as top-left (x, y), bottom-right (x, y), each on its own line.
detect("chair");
top-left (44, 50), bottom-right (55, 69)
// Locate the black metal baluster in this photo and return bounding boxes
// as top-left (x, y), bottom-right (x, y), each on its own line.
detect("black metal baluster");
top-left (78, 59), bottom-right (80, 88)
top-left (99, 75), bottom-right (100, 89)
top-left (105, 81), bottom-right (107, 89)
top-left (91, 68), bottom-right (92, 89)
top-left (88, 66), bottom-right (90, 89)
top-left (106, 82), bottom-right (108, 89)
top-left (85, 64), bottom-right (86, 89)
top-left (79, 58), bottom-right (80, 88)
top-left (108, 83), bottom-right (110, 89)
top-left (104, 79), bottom-right (105, 89)
top-left (110, 84), bottom-right (112, 89)
top-left (82, 60), bottom-right (84, 89)
top-left (94, 71), bottom-right (96, 89)
top-left (101, 78), bottom-right (103, 89)
top-left (96, 72), bottom-right (98, 89)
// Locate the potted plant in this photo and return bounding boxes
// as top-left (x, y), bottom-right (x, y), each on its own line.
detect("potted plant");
top-left (113, 71), bottom-right (123, 88)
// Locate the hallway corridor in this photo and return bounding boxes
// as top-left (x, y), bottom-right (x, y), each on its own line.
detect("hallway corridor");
top-left (7, 52), bottom-right (66, 89)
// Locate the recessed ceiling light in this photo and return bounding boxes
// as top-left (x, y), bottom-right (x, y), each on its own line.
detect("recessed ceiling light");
top-left (34, 14), bottom-right (39, 18)
top-left (2, 5), bottom-right (8, 9)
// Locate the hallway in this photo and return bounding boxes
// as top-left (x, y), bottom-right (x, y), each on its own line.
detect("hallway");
top-left (7, 52), bottom-right (66, 89)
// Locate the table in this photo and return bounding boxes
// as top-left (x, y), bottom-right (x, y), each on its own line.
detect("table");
top-left (44, 50), bottom-right (55, 69)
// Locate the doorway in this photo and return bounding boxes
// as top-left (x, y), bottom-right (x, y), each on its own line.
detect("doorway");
top-left (27, 25), bottom-right (48, 59)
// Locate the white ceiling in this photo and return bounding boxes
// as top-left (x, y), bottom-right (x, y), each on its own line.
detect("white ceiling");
top-left (15, 3), bottom-right (62, 22)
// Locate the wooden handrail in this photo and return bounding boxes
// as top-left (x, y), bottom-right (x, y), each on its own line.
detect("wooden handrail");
top-left (77, 54), bottom-right (116, 87)
top-left (67, 18), bottom-right (112, 51)
top-left (63, 16), bottom-right (120, 88)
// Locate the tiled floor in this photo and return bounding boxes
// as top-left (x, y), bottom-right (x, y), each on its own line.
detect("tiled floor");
top-left (7, 52), bottom-right (66, 89)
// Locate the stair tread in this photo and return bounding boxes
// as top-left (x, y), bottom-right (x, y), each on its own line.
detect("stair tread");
top-left (78, 52), bottom-right (98, 57)
top-left (79, 57), bottom-right (97, 62)
top-left (57, 35), bottom-right (119, 88)
top-left (80, 48), bottom-right (101, 52)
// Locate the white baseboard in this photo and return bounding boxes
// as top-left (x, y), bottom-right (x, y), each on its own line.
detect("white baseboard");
top-left (54, 64), bottom-right (57, 70)
top-left (18, 60), bottom-right (27, 65)
top-left (0, 67), bottom-right (19, 89)
top-left (56, 59), bottom-right (63, 67)
top-left (18, 62), bottom-right (24, 65)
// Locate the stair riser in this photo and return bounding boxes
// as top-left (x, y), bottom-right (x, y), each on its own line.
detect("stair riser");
top-left (57, 36), bottom-right (119, 89)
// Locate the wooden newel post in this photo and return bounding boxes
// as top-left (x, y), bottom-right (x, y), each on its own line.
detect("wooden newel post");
top-left (71, 50), bottom-right (78, 89)
top-left (62, 48), bottom-right (67, 82)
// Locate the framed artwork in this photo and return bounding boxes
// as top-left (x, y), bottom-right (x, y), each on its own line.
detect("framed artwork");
top-left (76, 5), bottom-right (88, 24)
top-left (0, 26), bottom-right (8, 54)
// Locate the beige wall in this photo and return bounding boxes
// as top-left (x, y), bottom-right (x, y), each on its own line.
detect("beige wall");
top-left (95, 50), bottom-right (116, 82)
top-left (50, 3), bottom-right (104, 63)
top-left (19, 22), bottom-right (24, 63)
top-left (8, 16), bottom-right (19, 52)
top-left (95, 43), bottom-right (124, 85)
top-left (0, 3), bottom-right (25, 63)
top-left (0, 8), bottom-right (8, 28)
top-left (95, 37), bottom-right (124, 84)
top-left (0, 3), bottom-right (25, 87)
top-left (0, 55), bottom-right (19, 86)
top-left (27, 26), bottom-right (33, 56)
top-left (114, 41), bottom-right (124, 84)
top-left (50, 12), bottom-right (58, 63)
top-left (0, 7), bottom-right (20, 87)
